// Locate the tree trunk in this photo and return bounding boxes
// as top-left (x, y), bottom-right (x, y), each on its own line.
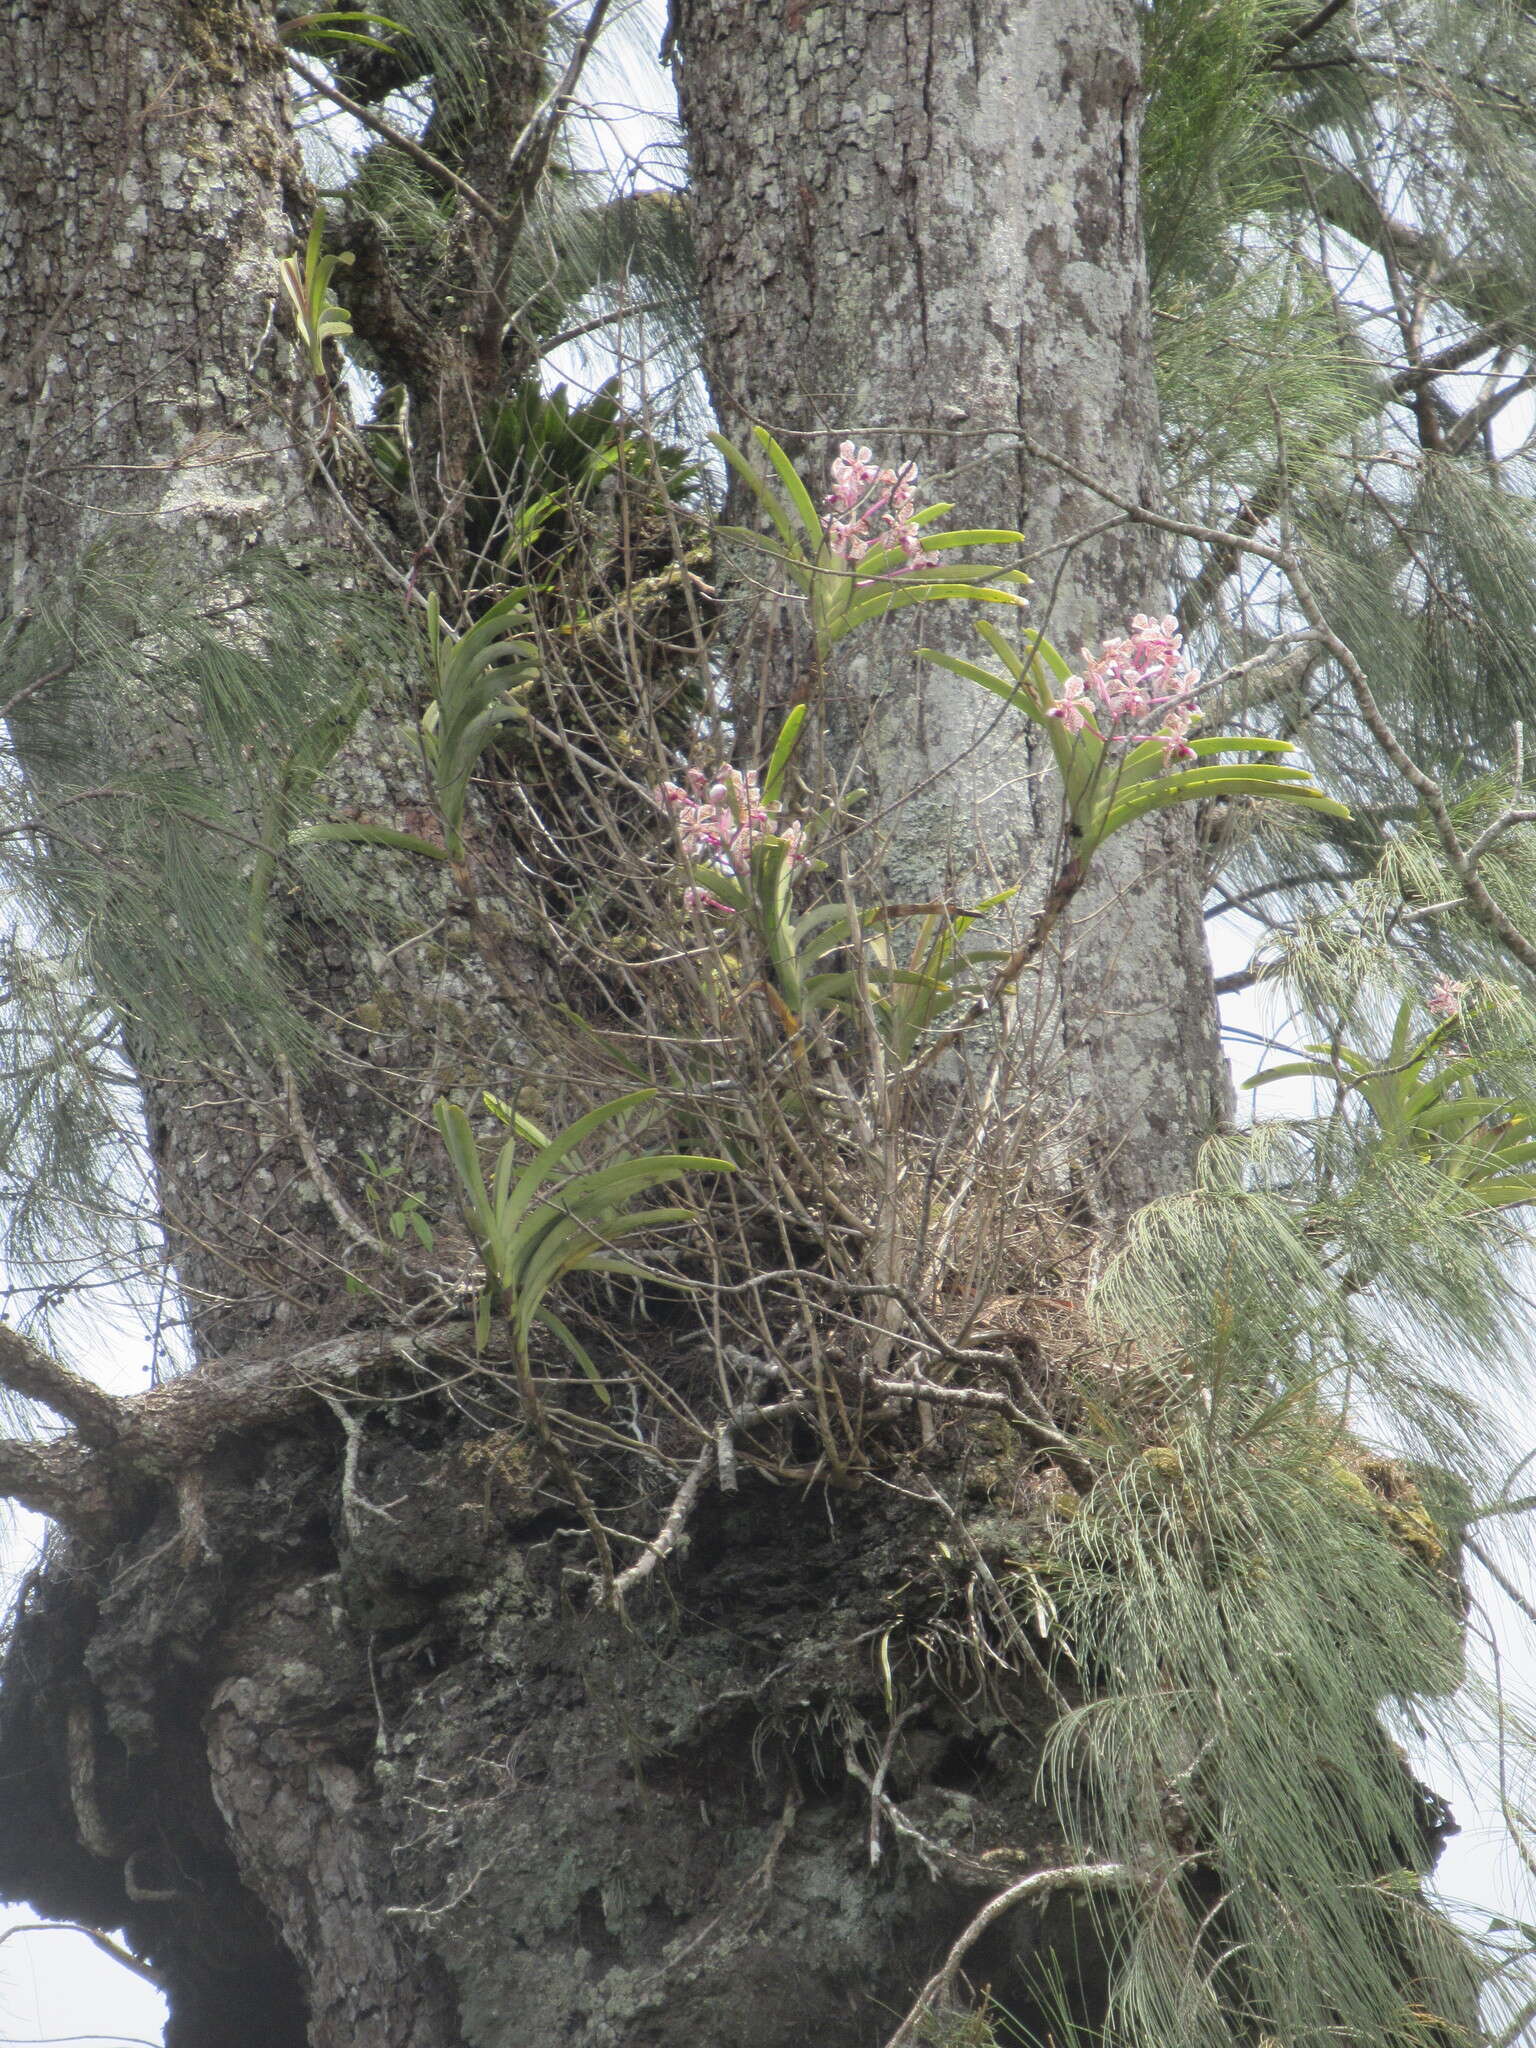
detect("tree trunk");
top-left (0, 0), bottom-right (556, 1360)
top-left (672, 0), bottom-right (1229, 1216)
top-left (0, 4), bottom-right (1235, 2046)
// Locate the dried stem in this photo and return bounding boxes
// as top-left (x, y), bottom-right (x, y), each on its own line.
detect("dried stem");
top-left (882, 1860), bottom-right (1137, 2048)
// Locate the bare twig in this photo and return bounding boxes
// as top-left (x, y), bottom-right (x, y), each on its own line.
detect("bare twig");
top-left (278, 1057), bottom-right (392, 1261)
top-left (0, 1921), bottom-right (160, 1987)
top-left (1466, 1533), bottom-right (1536, 1634)
top-left (844, 1749), bottom-right (999, 1884)
top-left (319, 1393), bottom-right (405, 1538)
top-left (863, 1367), bottom-right (1094, 1489)
top-left (859, 1705), bottom-right (920, 1868)
top-left (606, 1388), bottom-right (806, 1604)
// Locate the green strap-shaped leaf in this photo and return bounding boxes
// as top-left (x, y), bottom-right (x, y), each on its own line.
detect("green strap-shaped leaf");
top-left (684, 865), bottom-right (748, 914)
top-left (433, 1100), bottom-right (500, 1258)
top-left (500, 1089), bottom-right (658, 1237)
top-left (916, 527), bottom-right (1028, 550)
top-left (514, 1201), bottom-right (699, 1351)
top-left (832, 579), bottom-right (1028, 642)
top-left (532, 1310), bottom-right (613, 1404)
top-left (1184, 735), bottom-right (1295, 759)
top-left (1098, 766), bottom-right (1349, 844)
top-left (975, 617), bottom-right (1072, 685)
top-left (762, 703), bottom-right (807, 805)
top-left (1244, 1061), bottom-right (1336, 1090)
top-left (856, 532), bottom-right (1027, 579)
top-left (752, 427), bottom-right (825, 551)
top-left (917, 647), bottom-right (1039, 716)
top-left (708, 435), bottom-right (800, 553)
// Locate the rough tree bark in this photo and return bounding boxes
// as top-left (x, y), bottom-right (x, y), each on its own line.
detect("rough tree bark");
top-left (0, 4), bottom-right (1238, 2046)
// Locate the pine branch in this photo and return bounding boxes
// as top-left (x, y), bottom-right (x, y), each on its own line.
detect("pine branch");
top-left (477, 0), bottom-right (618, 374)
top-left (1297, 157), bottom-right (1536, 336)
top-left (1261, 0), bottom-right (1354, 64)
top-left (1284, 562), bottom-right (1536, 976)
top-left (1177, 320), bottom-right (1527, 632)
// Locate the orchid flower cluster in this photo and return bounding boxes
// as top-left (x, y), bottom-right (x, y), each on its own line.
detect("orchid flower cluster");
top-left (823, 441), bottom-right (940, 575)
top-left (1047, 613), bottom-right (1201, 765)
top-left (1428, 975), bottom-right (1465, 1024)
top-left (657, 763), bottom-right (808, 915)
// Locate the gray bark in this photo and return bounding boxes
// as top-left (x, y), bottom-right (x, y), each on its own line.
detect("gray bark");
top-left (672, 0), bottom-right (1230, 1215)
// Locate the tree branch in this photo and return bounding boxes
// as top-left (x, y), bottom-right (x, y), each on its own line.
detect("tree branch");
top-left (606, 1388), bottom-right (805, 1605)
top-left (477, 0), bottom-right (618, 373)
top-left (0, 1921), bottom-right (161, 1988)
top-left (0, 1436), bottom-right (114, 1528)
top-left (0, 1323), bottom-right (481, 1533)
top-left (1261, 0), bottom-right (1353, 63)
top-left (0, 1326), bottom-right (125, 1445)
top-left (1177, 321), bottom-right (1525, 633)
top-left (1297, 157), bottom-right (1534, 336)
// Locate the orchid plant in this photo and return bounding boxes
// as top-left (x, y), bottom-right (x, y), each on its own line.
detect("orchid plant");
top-left (657, 439), bottom-right (1348, 1061)
top-left (657, 704), bottom-right (1009, 1051)
top-left (277, 209), bottom-right (355, 379)
top-left (711, 427), bottom-right (1029, 659)
top-left (919, 614), bottom-right (1348, 866)
top-left (1246, 990), bottom-right (1536, 1213)
top-left (435, 1088), bottom-right (731, 1380)
top-left (657, 705), bottom-right (828, 1021)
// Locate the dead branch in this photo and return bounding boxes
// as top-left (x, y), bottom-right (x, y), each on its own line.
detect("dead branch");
top-left (0, 1920), bottom-right (161, 1988)
top-left (606, 1388), bottom-right (806, 1606)
top-left (844, 1747), bottom-right (998, 1885)
top-left (882, 1859), bottom-right (1138, 2048)
top-left (863, 1367), bottom-right (1095, 1489)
